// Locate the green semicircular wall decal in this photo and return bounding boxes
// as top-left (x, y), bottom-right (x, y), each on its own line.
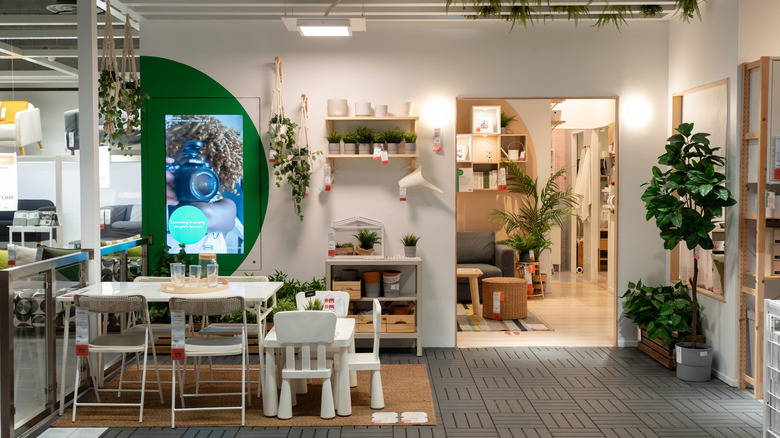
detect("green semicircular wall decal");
top-left (140, 56), bottom-right (268, 274)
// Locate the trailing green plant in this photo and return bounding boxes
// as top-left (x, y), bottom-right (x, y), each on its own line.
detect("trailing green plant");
top-left (268, 114), bottom-right (322, 221)
top-left (675, 0), bottom-right (701, 22)
top-left (343, 132), bottom-right (359, 144)
top-left (336, 242), bottom-right (354, 248)
top-left (400, 233), bottom-right (421, 247)
top-left (382, 127), bottom-right (405, 144)
top-left (98, 70), bottom-right (148, 155)
top-left (404, 131), bottom-right (418, 143)
top-left (151, 243), bottom-right (189, 277)
top-left (492, 163), bottom-right (580, 260)
top-left (354, 228), bottom-right (381, 250)
top-left (640, 5), bottom-right (664, 18)
top-left (326, 131), bottom-right (342, 143)
top-left (641, 123), bottom-right (737, 348)
top-left (302, 297), bottom-right (324, 311)
top-left (500, 111), bottom-right (517, 128)
top-left (551, 5), bottom-right (589, 25)
top-left (354, 126), bottom-right (375, 144)
top-left (621, 280), bottom-right (697, 347)
top-left (594, 5), bottom-right (630, 30)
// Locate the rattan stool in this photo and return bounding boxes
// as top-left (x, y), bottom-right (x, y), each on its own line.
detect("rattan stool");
top-left (481, 277), bottom-right (527, 320)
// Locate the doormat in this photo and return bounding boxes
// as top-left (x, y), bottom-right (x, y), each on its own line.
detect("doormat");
top-left (53, 364), bottom-right (436, 428)
top-left (457, 303), bottom-right (553, 332)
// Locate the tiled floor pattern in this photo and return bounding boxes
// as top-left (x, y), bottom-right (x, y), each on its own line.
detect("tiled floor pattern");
top-left (33, 347), bottom-right (763, 438)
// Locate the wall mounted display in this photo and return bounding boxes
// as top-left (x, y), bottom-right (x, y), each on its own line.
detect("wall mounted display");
top-left (471, 105), bottom-right (500, 135)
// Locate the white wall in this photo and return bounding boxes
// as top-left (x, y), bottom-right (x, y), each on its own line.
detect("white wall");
top-left (142, 19), bottom-right (670, 348)
top-left (555, 99), bottom-right (616, 130)
top-left (738, 0), bottom-right (780, 63)
top-left (669, 0), bottom-right (739, 384)
top-left (0, 90), bottom-right (78, 155)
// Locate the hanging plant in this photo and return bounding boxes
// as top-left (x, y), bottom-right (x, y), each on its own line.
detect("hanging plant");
top-left (640, 5), bottom-right (664, 18)
top-left (594, 5), bottom-right (631, 30)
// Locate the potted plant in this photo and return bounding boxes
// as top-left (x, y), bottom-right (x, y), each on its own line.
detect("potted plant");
top-left (641, 122), bottom-right (736, 381)
top-left (355, 126), bottom-right (374, 155)
top-left (499, 231), bottom-right (549, 263)
top-left (326, 131), bottom-right (342, 155)
top-left (404, 131), bottom-right (418, 154)
top-left (343, 131), bottom-right (358, 154)
top-left (335, 242), bottom-right (354, 256)
top-left (400, 233), bottom-right (421, 257)
top-left (353, 228), bottom-right (381, 255)
top-left (302, 297), bottom-right (324, 311)
top-left (383, 127), bottom-right (405, 155)
top-left (500, 111), bottom-right (517, 134)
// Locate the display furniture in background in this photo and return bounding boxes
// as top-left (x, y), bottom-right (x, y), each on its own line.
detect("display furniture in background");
top-left (330, 217), bottom-right (384, 258)
top-left (99, 204), bottom-right (142, 240)
top-left (764, 299), bottom-right (780, 436)
top-left (481, 277), bottom-right (527, 320)
top-left (0, 199), bottom-right (56, 246)
top-left (516, 261), bottom-right (546, 299)
top-left (0, 101), bottom-right (43, 156)
top-left (456, 267), bottom-right (483, 316)
top-left (455, 231), bottom-right (514, 303)
top-left (326, 256), bottom-right (422, 356)
top-left (64, 109), bottom-right (142, 155)
top-left (341, 298), bottom-right (384, 410)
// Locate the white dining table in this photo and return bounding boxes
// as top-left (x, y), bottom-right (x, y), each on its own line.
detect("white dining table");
top-left (56, 280), bottom-right (282, 415)
top-left (262, 317), bottom-right (356, 417)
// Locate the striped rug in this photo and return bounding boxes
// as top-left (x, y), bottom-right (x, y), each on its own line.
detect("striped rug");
top-left (456, 303), bottom-right (553, 332)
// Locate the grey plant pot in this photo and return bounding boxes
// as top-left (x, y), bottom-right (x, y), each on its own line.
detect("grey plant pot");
top-left (675, 342), bottom-right (712, 382)
top-left (404, 246), bottom-right (417, 257)
top-left (358, 143), bottom-right (371, 155)
top-left (344, 143), bottom-right (356, 154)
top-left (405, 143), bottom-right (417, 154)
top-left (387, 143), bottom-right (400, 155)
top-left (328, 143), bottom-right (341, 154)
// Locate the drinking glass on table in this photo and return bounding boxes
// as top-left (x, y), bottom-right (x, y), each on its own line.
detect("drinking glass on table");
top-left (189, 265), bottom-right (202, 287)
top-left (171, 263), bottom-right (185, 286)
top-left (207, 263), bottom-right (219, 287)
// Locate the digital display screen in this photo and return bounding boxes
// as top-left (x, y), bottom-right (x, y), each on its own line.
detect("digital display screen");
top-left (164, 114), bottom-right (244, 254)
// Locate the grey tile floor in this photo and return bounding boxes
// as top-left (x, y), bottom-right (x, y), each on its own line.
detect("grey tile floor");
top-left (33, 347), bottom-right (764, 438)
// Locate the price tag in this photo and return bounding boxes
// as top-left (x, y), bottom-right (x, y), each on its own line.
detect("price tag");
top-left (498, 167), bottom-right (507, 191)
top-left (7, 244), bottom-right (14, 267)
top-left (371, 412), bottom-right (398, 424)
top-left (493, 291), bottom-right (503, 320)
top-left (75, 307), bottom-right (89, 356)
top-left (433, 128), bottom-right (442, 152)
top-left (399, 187), bottom-right (407, 202)
top-left (36, 245), bottom-right (43, 261)
top-left (67, 132), bottom-right (75, 148)
top-left (373, 145), bottom-right (382, 160)
top-left (171, 310), bottom-right (186, 361)
top-left (328, 228), bottom-right (336, 257)
top-left (381, 150), bottom-right (389, 164)
top-left (324, 163), bottom-right (332, 191)
top-left (529, 250), bottom-right (535, 262)
top-left (268, 149), bottom-right (277, 163)
top-left (324, 297), bottom-right (335, 312)
top-left (305, 186), bottom-right (310, 198)
top-left (675, 345), bottom-right (682, 364)
top-left (0, 107), bottom-right (6, 122)
top-left (402, 412), bottom-right (428, 424)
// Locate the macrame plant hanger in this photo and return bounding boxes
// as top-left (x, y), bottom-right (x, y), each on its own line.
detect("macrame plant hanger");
top-left (297, 93), bottom-right (312, 197)
top-left (269, 57), bottom-right (286, 162)
top-left (100, 0), bottom-right (120, 135)
top-left (120, 14), bottom-right (139, 134)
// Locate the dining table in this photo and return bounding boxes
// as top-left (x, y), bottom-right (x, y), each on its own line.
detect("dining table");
top-left (55, 280), bottom-right (282, 415)
top-left (262, 317), bottom-right (356, 417)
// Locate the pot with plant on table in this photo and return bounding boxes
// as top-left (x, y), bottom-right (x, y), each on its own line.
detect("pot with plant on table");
top-left (354, 228), bottom-right (381, 256)
top-left (401, 233), bottom-right (421, 257)
top-left (641, 122), bottom-right (736, 381)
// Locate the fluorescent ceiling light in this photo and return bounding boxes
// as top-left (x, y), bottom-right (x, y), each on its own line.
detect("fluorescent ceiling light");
top-left (282, 17), bottom-right (366, 37)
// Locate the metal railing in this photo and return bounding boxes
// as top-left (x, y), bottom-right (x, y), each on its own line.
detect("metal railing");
top-left (0, 236), bottom-right (150, 438)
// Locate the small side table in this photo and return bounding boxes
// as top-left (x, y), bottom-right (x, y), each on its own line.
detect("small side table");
top-left (8, 225), bottom-right (60, 247)
top-left (482, 277), bottom-right (527, 320)
top-left (457, 267), bottom-right (483, 316)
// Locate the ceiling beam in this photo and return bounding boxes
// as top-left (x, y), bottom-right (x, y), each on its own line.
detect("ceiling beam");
top-left (0, 71), bottom-right (79, 83)
top-left (0, 15), bottom-right (127, 26)
top-left (96, 0), bottom-right (143, 30)
top-left (0, 41), bottom-right (78, 76)
top-left (0, 29), bottom-right (135, 40)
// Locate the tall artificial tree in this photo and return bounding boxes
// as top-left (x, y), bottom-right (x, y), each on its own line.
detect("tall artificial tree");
top-left (641, 123), bottom-right (736, 348)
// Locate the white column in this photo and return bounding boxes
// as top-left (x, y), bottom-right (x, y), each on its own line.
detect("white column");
top-left (77, 0), bottom-right (101, 285)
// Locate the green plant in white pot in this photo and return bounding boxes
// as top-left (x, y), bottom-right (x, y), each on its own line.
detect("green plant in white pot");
top-left (404, 131), bottom-right (418, 154)
top-left (383, 127), bottom-right (405, 155)
top-left (326, 131), bottom-right (342, 155)
top-left (343, 131), bottom-right (358, 154)
top-left (401, 233), bottom-right (421, 257)
top-left (642, 122), bottom-right (736, 381)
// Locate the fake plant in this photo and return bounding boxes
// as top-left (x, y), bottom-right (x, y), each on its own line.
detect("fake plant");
top-left (621, 280), bottom-right (697, 347)
top-left (641, 123), bottom-right (736, 349)
top-left (354, 228), bottom-right (381, 250)
top-left (492, 163), bottom-right (580, 261)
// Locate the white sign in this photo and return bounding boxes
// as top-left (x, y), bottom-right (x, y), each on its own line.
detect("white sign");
top-left (171, 310), bottom-right (186, 361)
top-left (371, 412), bottom-right (398, 424)
top-left (0, 154), bottom-right (18, 211)
top-left (75, 307), bottom-right (89, 356)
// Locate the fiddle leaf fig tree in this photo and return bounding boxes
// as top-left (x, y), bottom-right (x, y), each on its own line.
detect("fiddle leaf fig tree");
top-left (641, 122), bottom-right (736, 349)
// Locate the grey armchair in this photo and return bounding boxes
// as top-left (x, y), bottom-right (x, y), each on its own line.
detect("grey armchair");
top-left (456, 231), bottom-right (515, 303)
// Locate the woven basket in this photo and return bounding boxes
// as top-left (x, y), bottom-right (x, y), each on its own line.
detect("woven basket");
top-left (481, 277), bottom-right (527, 320)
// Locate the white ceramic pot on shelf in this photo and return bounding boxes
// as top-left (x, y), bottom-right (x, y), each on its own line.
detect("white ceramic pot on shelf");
top-left (356, 102), bottom-right (371, 116)
top-left (327, 99), bottom-right (348, 117)
top-left (400, 101), bottom-right (414, 117)
top-left (375, 105), bottom-right (388, 117)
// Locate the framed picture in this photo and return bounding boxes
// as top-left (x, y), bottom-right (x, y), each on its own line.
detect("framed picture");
top-left (471, 105), bottom-right (500, 135)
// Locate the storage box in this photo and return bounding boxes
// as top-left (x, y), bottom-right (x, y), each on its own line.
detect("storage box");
top-left (357, 313), bottom-right (387, 333)
top-left (773, 260), bottom-right (780, 276)
top-left (332, 280), bottom-right (361, 300)
top-left (386, 312), bottom-right (415, 333)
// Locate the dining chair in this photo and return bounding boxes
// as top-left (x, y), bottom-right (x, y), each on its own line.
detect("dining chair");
top-left (169, 296), bottom-right (249, 428)
top-left (71, 294), bottom-right (164, 423)
top-left (274, 310), bottom-right (337, 420)
top-left (338, 298), bottom-right (384, 409)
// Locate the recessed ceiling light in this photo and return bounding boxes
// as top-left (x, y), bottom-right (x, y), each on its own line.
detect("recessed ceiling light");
top-left (282, 17), bottom-right (366, 37)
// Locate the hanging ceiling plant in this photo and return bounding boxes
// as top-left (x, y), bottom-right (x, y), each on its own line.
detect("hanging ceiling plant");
top-left (445, 0), bottom-right (702, 30)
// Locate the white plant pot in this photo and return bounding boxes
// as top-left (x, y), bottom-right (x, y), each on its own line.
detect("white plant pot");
top-left (400, 101), bottom-right (414, 116)
top-left (405, 143), bottom-right (417, 154)
top-left (387, 143), bottom-right (399, 155)
top-left (344, 143), bottom-right (356, 154)
top-left (404, 246), bottom-right (417, 257)
top-left (356, 102), bottom-right (371, 116)
top-left (327, 99), bottom-right (348, 117)
top-left (375, 105), bottom-right (388, 117)
top-left (328, 143), bottom-right (341, 154)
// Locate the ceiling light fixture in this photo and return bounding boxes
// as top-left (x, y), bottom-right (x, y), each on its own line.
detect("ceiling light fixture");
top-left (282, 17), bottom-right (366, 37)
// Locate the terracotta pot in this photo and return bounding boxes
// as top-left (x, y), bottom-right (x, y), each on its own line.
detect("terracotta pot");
top-left (363, 271), bottom-right (381, 283)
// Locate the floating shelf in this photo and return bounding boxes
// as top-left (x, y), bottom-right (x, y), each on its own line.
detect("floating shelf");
top-left (325, 116), bottom-right (418, 122)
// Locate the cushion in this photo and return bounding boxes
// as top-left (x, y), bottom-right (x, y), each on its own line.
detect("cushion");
top-left (0, 124), bottom-right (14, 138)
top-left (457, 231), bottom-right (495, 264)
top-left (0, 250), bottom-right (7, 269)
top-left (40, 246), bottom-right (81, 282)
top-left (14, 245), bottom-right (37, 266)
top-left (0, 101), bottom-right (30, 124)
top-left (128, 205), bottom-right (142, 222)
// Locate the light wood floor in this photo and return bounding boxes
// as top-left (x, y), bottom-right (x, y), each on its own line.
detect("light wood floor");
top-left (457, 275), bottom-right (616, 347)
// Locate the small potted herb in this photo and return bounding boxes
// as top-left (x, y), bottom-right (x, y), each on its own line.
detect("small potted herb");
top-left (343, 131), bottom-right (358, 154)
top-left (355, 126), bottom-right (374, 155)
top-left (353, 228), bottom-right (381, 255)
top-left (302, 297), bottom-right (324, 311)
top-left (500, 111), bottom-right (517, 134)
top-left (400, 233), bottom-right (421, 257)
top-left (326, 131), bottom-right (342, 155)
top-left (404, 131), bottom-right (418, 154)
top-left (383, 127), bottom-right (405, 155)
top-left (335, 242), bottom-right (354, 256)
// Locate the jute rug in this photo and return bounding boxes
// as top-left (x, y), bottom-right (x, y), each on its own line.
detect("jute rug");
top-left (53, 364), bottom-right (435, 427)
top-left (457, 303), bottom-right (553, 332)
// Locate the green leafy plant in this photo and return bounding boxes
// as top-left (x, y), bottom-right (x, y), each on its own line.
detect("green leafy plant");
top-left (302, 297), bottom-right (324, 311)
top-left (621, 280), bottom-right (697, 347)
top-left (400, 233), bottom-right (421, 247)
top-left (641, 123), bottom-right (737, 348)
top-left (551, 5), bottom-right (589, 25)
top-left (268, 114), bottom-right (322, 221)
top-left (499, 231), bottom-right (549, 257)
top-left (373, 131), bottom-right (386, 144)
top-left (336, 242), bottom-right (354, 248)
top-left (267, 270), bottom-right (327, 320)
top-left (354, 228), bottom-right (381, 250)
top-left (98, 70), bottom-right (147, 155)
top-left (595, 5), bottom-right (630, 30)
top-left (493, 163), bottom-right (580, 260)
top-left (151, 243), bottom-right (189, 277)
top-left (326, 131), bottom-right (342, 143)
top-left (382, 127), bottom-right (405, 144)
top-left (640, 5), bottom-right (664, 18)
top-left (500, 111), bottom-right (517, 128)
top-left (404, 131), bottom-right (418, 143)
top-left (343, 132), bottom-right (359, 144)
top-left (354, 126), bottom-right (375, 144)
